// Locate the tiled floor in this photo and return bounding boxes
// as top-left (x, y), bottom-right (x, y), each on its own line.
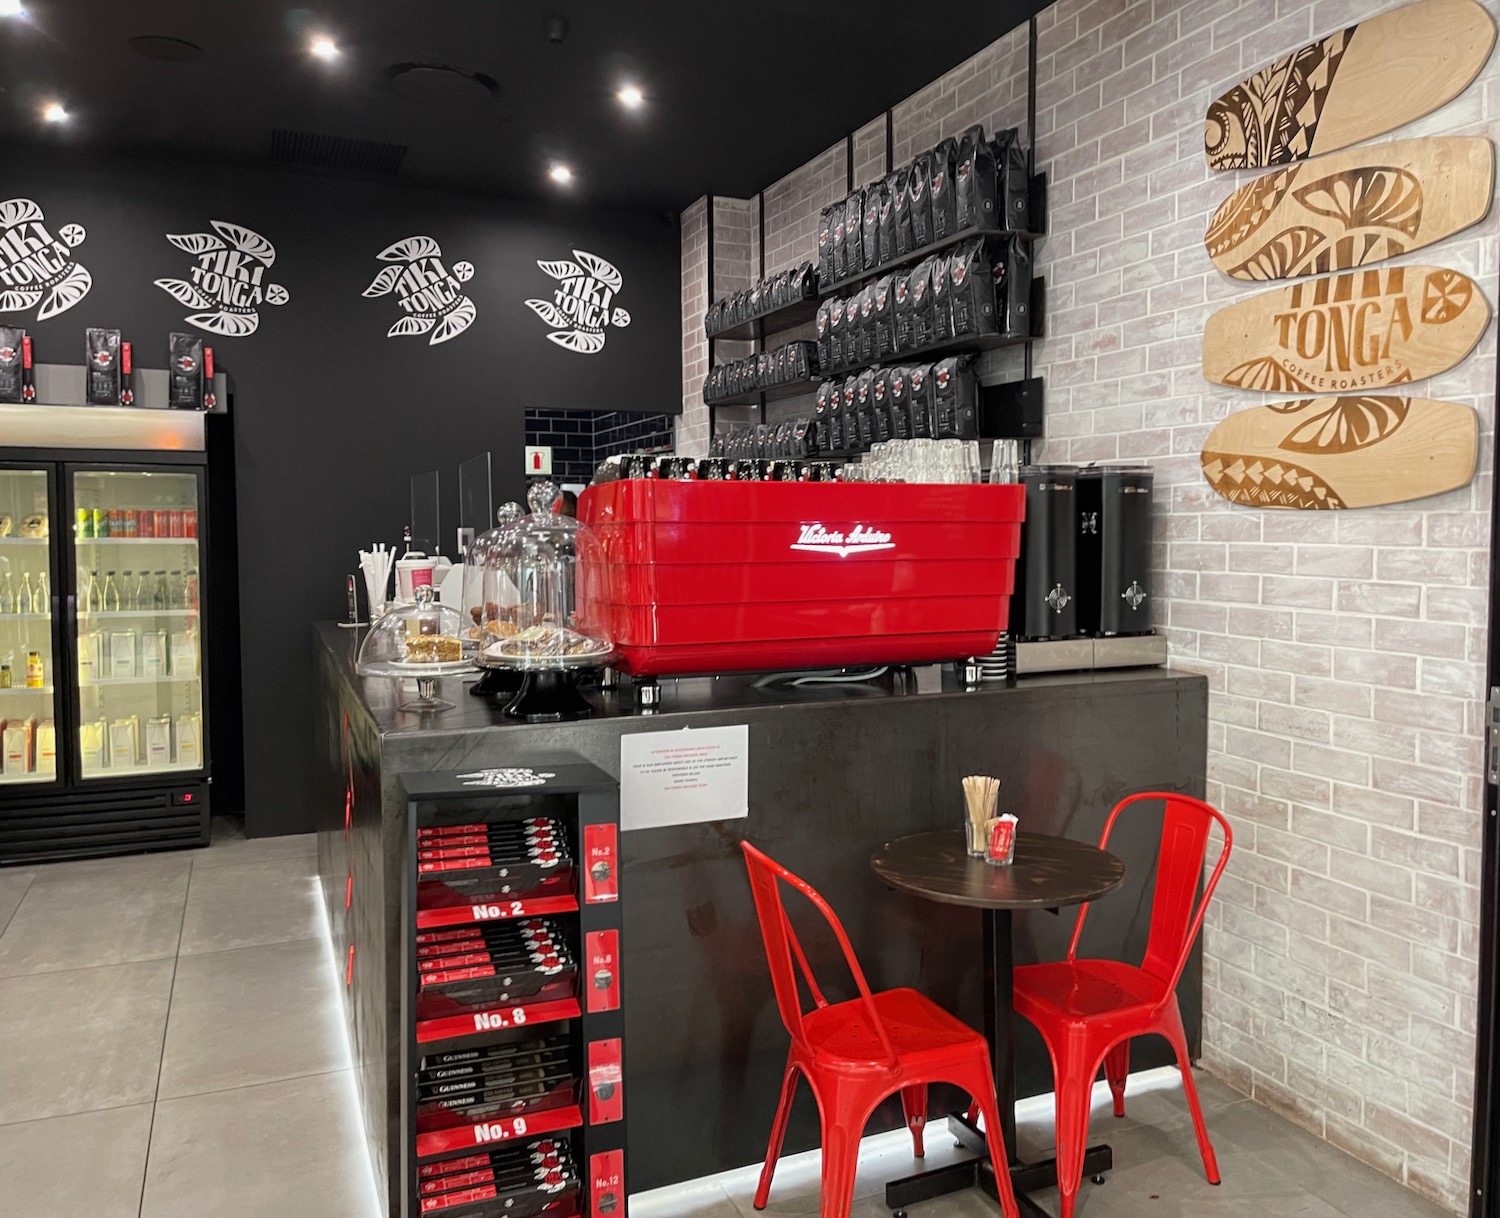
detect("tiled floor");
top-left (0, 823), bottom-right (1457, 1218)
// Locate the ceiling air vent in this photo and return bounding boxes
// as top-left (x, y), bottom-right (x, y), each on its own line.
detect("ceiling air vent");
top-left (267, 129), bottom-right (408, 176)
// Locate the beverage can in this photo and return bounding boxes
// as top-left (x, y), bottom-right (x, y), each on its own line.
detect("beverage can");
top-left (184, 510), bottom-right (198, 538)
top-left (108, 509), bottom-right (123, 535)
top-left (137, 509), bottom-right (154, 538)
top-left (167, 510), bottom-right (181, 538)
top-left (154, 510), bottom-right (171, 538)
top-left (75, 507), bottom-right (93, 539)
top-left (93, 508), bottom-right (108, 538)
top-left (986, 814), bottom-right (1018, 867)
top-left (124, 511), bottom-right (138, 537)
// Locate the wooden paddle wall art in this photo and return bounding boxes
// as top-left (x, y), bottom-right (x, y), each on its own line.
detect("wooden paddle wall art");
top-left (1205, 0), bottom-right (1496, 170)
top-left (1204, 136), bottom-right (1494, 281)
top-left (1200, 396), bottom-right (1477, 509)
top-left (1202, 265), bottom-right (1489, 393)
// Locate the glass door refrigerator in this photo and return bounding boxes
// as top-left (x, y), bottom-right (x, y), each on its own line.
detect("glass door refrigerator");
top-left (0, 456), bottom-right (210, 860)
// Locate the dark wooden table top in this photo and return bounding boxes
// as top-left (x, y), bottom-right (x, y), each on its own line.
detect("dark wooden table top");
top-left (870, 830), bottom-right (1125, 911)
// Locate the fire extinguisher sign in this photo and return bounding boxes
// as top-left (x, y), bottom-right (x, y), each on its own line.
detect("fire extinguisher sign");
top-left (524, 446), bottom-right (553, 475)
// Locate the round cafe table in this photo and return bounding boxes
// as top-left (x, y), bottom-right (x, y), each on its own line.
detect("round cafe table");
top-left (870, 830), bottom-right (1125, 1218)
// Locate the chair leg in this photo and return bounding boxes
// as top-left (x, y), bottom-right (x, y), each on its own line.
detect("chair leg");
top-left (1052, 1052), bottom-right (1106, 1218)
top-left (818, 1103), bottom-right (869, 1218)
top-left (900, 1084), bottom-right (928, 1157)
top-left (1104, 1039), bottom-right (1129, 1118)
top-left (754, 1059), bottom-right (800, 1210)
top-left (1170, 1033), bottom-right (1221, 1184)
top-left (963, 1099), bottom-right (980, 1127)
top-left (970, 1083), bottom-right (1019, 1218)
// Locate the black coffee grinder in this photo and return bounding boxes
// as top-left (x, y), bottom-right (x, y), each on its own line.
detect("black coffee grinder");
top-left (1077, 465), bottom-right (1154, 636)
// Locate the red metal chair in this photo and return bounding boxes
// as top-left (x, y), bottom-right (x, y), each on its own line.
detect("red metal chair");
top-left (1011, 792), bottom-right (1232, 1218)
top-left (740, 841), bottom-right (1019, 1218)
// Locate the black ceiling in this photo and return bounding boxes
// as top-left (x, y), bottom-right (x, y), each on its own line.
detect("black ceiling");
top-left (2, 1), bottom-right (1048, 213)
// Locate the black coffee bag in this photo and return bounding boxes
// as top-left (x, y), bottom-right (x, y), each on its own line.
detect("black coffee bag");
top-left (862, 182), bottom-right (884, 273)
top-left (993, 128), bottom-right (1031, 231)
top-left (86, 328), bottom-right (122, 406)
top-left (817, 208), bottom-right (834, 285)
top-left (816, 300), bottom-right (833, 370)
top-left (909, 151), bottom-right (934, 248)
top-left (948, 241), bottom-right (997, 336)
top-left (888, 364), bottom-right (910, 435)
top-left (908, 363), bottom-right (933, 438)
top-left (168, 332), bottom-right (205, 409)
top-left (930, 254), bottom-right (954, 343)
top-left (855, 369), bottom-right (878, 451)
top-left (929, 137), bottom-right (959, 242)
top-left (831, 199), bottom-right (849, 281)
top-left (0, 327), bottom-right (22, 404)
top-left (892, 167), bottom-right (914, 257)
top-left (878, 173), bottom-right (899, 266)
top-left (814, 380), bottom-right (835, 452)
top-left (892, 270), bottom-right (917, 353)
top-left (793, 261), bottom-right (817, 299)
top-left (932, 356), bottom-right (978, 440)
top-left (843, 189), bottom-right (865, 281)
top-left (872, 275), bottom-right (895, 358)
top-left (956, 125), bottom-right (998, 230)
top-left (909, 258), bottom-right (936, 349)
top-left (870, 370), bottom-right (893, 444)
top-left (857, 285), bottom-right (877, 365)
top-left (828, 296), bottom-right (848, 370)
top-left (998, 235), bottom-right (1034, 339)
top-left (842, 375), bottom-right (861, 450)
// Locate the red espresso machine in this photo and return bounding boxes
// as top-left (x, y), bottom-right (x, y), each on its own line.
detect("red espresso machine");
top-left (577, 479), bottom-right (1024, 689)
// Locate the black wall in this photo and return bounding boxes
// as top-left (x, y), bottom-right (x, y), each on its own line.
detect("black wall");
top-left (3, 150), bottom-right (681, 836)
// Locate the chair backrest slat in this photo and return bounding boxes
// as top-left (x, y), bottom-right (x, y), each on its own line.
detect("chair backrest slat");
top-left (740, 841), bottom-right (901, 1066)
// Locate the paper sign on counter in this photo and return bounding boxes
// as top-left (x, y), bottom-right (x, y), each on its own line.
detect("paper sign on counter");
top-left (620, 724), bottom-right (748, 831)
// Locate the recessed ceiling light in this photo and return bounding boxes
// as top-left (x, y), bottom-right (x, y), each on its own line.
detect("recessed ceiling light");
top-left (548, 163), bottom-right (573, 185)
top-left (0, 0), bottom-right (25, 17)
top-left (617, 85), bottom-right (644, 109)
top-left (310, 37), bottom-right (339, 61)
top-left (42, 103), bottom-right (68, 124)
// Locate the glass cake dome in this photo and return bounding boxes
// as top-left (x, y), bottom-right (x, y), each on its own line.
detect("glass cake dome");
top-left (461, 501), bottom-right (525, 650)
top-left (355, 584), bottom-right (474, 711)
top-left (476, 480), bottom-right (613, 673)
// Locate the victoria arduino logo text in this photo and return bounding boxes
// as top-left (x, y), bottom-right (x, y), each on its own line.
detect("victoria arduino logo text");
top-left (790, 523), bottom-right (895, 558)
top-left (155, 220), bottom-right (289, 336)
top-left (526, 250), bottom-right (631, 353)
top-left (0, 198), bottom-right (91, 320)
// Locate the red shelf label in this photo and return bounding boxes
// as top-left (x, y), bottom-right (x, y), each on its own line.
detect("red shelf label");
top-left (415, 895), bottom-right (579, 931)
top-left (589, 1149), bottom-right (624, 1216)
top-left (584, 931), bottom-right (620, 1014)
top-left (588, 1038), bottom-right (623, 1125)
top-left (415, 1103), bottom-right (583, 1159)
top-left (416, 997), bottom-right (582, 1044)
top-left (583, 825), bottom-right (618, 904)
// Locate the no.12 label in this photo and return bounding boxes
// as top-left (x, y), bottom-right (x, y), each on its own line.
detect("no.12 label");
top-left (590, 1149), bottom-right (624, 1216)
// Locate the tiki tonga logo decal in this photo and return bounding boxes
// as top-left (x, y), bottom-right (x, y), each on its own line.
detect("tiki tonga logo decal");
top-left (154, 220), bottom-right (288, 337)
top-left (0, 198), bottom-right (91, 320)
top-left (363, 235), bottom-right (476, 345)
top-left (526, 249), bottom-right (631, 353)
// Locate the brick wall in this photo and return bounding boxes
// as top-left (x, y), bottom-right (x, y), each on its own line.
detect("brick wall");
top-left (1031, 1), bottom-right (1495, 1206)
top-left (675, 0), bottom-right (1499, 1209)
top-left (524, 410), bottom-right (675, 483)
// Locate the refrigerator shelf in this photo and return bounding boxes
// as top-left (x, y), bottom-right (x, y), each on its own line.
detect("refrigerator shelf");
top-left (0, 685), bottom-right (53, 694)
top-left (81, 675), bottom-right (200, 687)
top-left (0, 772), bottom-right (54, 784)
top-left (83, 610), bottom-right (197, 619)
top-left (76, 537), bottom-right (198, 545)
top-left (0, 613), bottom-right (51, 621)
top-left (0, 538), bottom-right (46, 547)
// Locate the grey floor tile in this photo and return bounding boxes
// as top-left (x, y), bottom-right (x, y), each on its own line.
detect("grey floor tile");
top-left (158, 938), bottom-right (345, 1098)
top-left (140, 1071), bottom-right (378, 1218)
top-left (0, 958), bottom-right (173, 1124)
top-left (186, 831), bottom-right (316, 871)
top-left (0, 868), bottom-right (35, 936)
top-left (634, 1179), bottom-right (745, 1218)
top-left (178, 858), bottom-right (322, 955)
top-left (0, 1103), bottom-right (153, 1218)
top-left (0, 852), bottom-right (188, 977)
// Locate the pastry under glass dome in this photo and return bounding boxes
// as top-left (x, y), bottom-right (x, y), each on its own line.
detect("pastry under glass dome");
top-left (473, 481), bottom-right (612, 721)
top-left (355, 584), bottom-right (473, 711)
top-left (475, 481), bottom-right (613, 673)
